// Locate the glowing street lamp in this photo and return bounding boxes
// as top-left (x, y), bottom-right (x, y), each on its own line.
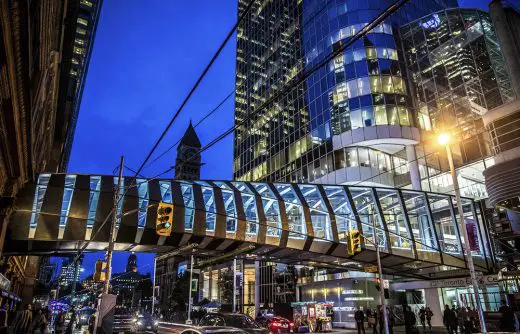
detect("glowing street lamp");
top-left (437, 132), bottom-right (451, 146)
top-left (437, 132), bottom-right (487, 334)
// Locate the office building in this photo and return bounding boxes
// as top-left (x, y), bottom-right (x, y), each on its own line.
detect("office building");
top-left (0, 0), bottom-right (102, 302)
top-left (231, 0), bottom-right (520, 326)
top-left (59, 257), bottom-right (82, 287)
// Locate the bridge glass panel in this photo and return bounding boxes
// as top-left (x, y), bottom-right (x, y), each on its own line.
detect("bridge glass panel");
top-left (402, 191), bottom-right (438, 253)
top-left (59, 175), bottom-right (77, 232)
top-left (376, 188), bottom-right (412, 250)
top-left (113, 177), bottom-right (125, 229)
top-left (87, 176), bottom-right (101, 231)
top-left (136, 179), bottom-right (149, 229)
top-left (196, 182), bottom-right (216, 232)
top-left (298, 185), bottom-right (332, 241)
top-left (181, 183), bottom-right (195, 230)
top-left (348, 187), bottom-right (386, 248)
top-left (214, 182), bottom-right (238, 233)
top-left (232, 182), bottom-right (258, 235)
top-left (323, 186), bottom-right (356, 243)
top-left (30, 173), bottom-right (51, 231)
top-left (275, 184), bottom-right (306, 239)
top-left (159, 181), bottom-right (172, 203)
top-left (251, 183), bottom-right (281, 237)
top-left (427, 193), bottom-right (459, 254)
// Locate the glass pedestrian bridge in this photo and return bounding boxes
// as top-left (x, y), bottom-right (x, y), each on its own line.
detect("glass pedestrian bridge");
top-left (7, 173), bottom-right (493, 279)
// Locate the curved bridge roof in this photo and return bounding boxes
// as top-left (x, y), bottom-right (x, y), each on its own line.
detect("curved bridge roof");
top-left (7, 173), bottom-right (493, 279)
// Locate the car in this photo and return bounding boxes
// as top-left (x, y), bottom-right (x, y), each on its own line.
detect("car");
top-left (263, 316), bottom-right (295, 333)
top-left (113, 307), bottom-right (135, 333)
top-left (130, 311), bottom-right (158, 333)
top-left (198, 312), bottom-right (268, 334)
top-left (77, 307), bottom-right (95, 326)
top-left (179, 326), bottom-right (250, 334)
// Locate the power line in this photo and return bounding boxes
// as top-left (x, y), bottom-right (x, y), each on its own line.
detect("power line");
top-left (141, 0), bottom-right (339, 172)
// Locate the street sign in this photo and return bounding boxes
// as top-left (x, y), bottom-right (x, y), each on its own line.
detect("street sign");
top-left (383, 279), bottom-right (389, 289)
top-left (365, 265), bottom-right (378, 273)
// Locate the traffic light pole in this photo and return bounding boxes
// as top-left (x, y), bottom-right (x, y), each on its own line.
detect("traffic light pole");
top-left (104, 156), bottom-right (124, 294)
top-left (355, 219), bottom-right (389, 334)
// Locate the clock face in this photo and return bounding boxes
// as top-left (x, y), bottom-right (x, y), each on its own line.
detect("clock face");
top-left (182, 148), bottom-right (197, 160)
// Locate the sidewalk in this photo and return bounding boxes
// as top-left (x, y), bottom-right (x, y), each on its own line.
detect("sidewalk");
top-left (326, 326), bottom-right (449, 334)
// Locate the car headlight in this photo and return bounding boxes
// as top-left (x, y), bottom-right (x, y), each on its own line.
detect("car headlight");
top-left (154, 321), bottom-right (158, 326)
top-left (132, 318), bottom-right (138, 323)
top-left (137, 321), bottom-right (143, 326)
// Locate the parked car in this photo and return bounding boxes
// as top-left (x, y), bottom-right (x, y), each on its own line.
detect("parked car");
top-left (199, 312), bottom-right (268, 334)
top-left (130, 311), bottom-right (158, 333)
top-left (256, 315), bottom-right (295, 333)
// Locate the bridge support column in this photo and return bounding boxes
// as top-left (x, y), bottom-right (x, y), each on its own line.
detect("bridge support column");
top-left (254, 260), bottom-right (260, 314)
top-left (406, 145), bottom-right (422, 191)
top-left (424, 288), bottom-right (443, 327)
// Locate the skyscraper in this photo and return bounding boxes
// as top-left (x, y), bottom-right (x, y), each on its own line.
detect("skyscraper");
top-left (231, 0), bottom-right (517, 323)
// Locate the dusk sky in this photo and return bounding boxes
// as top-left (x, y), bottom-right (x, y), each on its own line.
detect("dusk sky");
top-left (67, 0), bottom-right (491, 279)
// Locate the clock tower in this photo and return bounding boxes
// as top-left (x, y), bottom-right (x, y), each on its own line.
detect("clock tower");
top-left (174, 122), bottom-right (202, 180)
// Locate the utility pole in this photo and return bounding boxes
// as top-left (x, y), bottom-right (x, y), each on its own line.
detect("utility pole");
top-left (373, 216), bottom-right (389, 334)
top-left (104, 156), bottom-right (124, 294)
top-left (187, 254), bottom-right (194, 324)
top-left (440, 135), bottom-right (487, 333)
top-left (70, 252), bottom-right (80, 306)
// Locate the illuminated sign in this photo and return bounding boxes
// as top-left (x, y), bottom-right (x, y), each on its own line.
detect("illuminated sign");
top-left (344, 297), bottom-right (374, 301)
top-left (341, 289), bottom-right (363, 295)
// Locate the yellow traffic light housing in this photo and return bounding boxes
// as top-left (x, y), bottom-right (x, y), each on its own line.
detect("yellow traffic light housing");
top-left (347, 229), bottom-right (362, 256)
top-left (156, 202), bottom-right (174, 236)
top-left (94, 260), bottom-right (107, 282)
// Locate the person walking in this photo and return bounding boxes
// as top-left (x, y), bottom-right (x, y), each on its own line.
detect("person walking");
top-left (425, 307), bottom-right (433, 332)
top-left (443, 305), bottom-right (457, 334)
top-left (366, 309), bottom-right (373, 328)
top-left (418, 307), bottom-right (426, 332)
top-left (355, 307), bottom-right (366, 334)
top-left (499, 301), bottom-right (516, 332)
top-left (404, 306), bottom-right (417, 334)
top-left (65, 307), bottom-right (76, 334)
top-left (54, 312), bottom-right (67, 334)
top-left (12, 304), bottom-right (33, 334)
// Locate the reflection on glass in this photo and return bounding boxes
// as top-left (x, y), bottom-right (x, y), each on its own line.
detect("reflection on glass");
top-left (275, 184), bottom-right (306, 238)
top-left (299, 185), bottom-right (332, 240)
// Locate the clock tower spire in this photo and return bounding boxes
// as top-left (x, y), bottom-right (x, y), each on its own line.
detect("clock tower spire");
top-left (174, 122), bottom-right (202, 180)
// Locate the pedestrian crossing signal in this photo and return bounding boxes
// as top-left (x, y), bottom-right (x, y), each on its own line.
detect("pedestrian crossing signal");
top-left (347, 229), bottom-right (362, 256)
top-left (94, 260), bottom-right (107, 282)
top-left (156, 202), bottom-right (174, 236)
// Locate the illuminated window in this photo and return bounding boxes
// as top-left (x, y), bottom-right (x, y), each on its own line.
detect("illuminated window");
top-left (77, 18), bottom-right (89, 26)
top-left (75, 38), bottom-right (85, 46)
top-left (374, 105), bottom-right (387, 125)
top-left (76, 28), bottom-right (87, 35)
top-left (80, 0), bottom-right (93, 6)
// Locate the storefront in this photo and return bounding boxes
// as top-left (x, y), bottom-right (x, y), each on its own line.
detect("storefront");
top-left (392, 274), bottom-right (501, 327)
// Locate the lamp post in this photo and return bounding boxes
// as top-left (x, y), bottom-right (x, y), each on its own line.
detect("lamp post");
top-left (438, 133), bottom-right (487, 333)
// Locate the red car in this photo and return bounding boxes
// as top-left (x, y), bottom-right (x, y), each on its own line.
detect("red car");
top-left (264, 316), bottom-right (294, 333)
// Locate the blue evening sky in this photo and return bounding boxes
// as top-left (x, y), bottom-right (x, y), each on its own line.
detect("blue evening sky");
top-left (67, 0), bottom-right (490, 279)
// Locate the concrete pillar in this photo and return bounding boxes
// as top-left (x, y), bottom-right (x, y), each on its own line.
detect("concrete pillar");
top-left (424, 288), bottom-right (444, 327)
top-left (490, 0), bottom-right (520, 98)
top-left (254, 261), bottom-right (260, 314)
top-left (406, 145), bottom-right (422, 190)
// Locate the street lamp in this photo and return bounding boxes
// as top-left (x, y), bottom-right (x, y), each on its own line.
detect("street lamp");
top-left (437, 133), bottom-right (487, 333)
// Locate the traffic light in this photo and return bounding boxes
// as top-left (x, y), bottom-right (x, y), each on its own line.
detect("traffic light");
top-left (347, 229), bottom-right (362, 256)
top-left (156, 202), bottom-right (174, 236)
top-left (94, 260), bottom-right (107, 282)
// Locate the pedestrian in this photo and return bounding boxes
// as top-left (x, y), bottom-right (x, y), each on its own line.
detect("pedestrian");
top-left (12, 303), bottom-right (33, 333)
top-left (418, 307), bottom-right (426, 331)
top-left (355, 307), bottom-right (366, 334)
top-left (65, 306), bottom-right (76, 334)
top-left (366, 309), bottom-right (373, 328)
top-left (371, 309), bottom-right (378, 334)
top-left (404, 306), bottom-right (416, 334)
top-left (425, 307), bottom-right (433, 332)
top-left (499, 301), bottom-right (516, 332)
top-left (443, 305), bottom-right (457, 334)
top-left (54, 312), bottom-right (67, 334)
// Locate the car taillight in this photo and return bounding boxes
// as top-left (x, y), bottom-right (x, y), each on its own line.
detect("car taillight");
top-left (272, 322), bottom-right (282, 328)
top-left (289, 321), bottom-right (294, 327)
